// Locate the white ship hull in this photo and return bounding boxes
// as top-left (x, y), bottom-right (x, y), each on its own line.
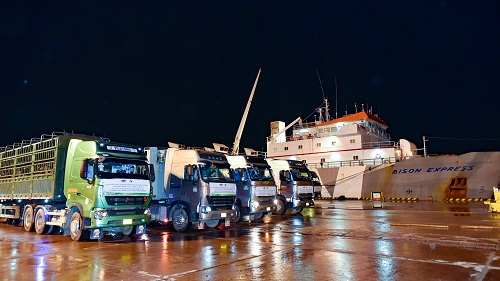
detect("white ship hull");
top-left (313, 152), bottom-right (500, 201)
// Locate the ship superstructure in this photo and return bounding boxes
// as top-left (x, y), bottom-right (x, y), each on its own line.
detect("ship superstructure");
top-left (266, 99), bottom-right (500, 201)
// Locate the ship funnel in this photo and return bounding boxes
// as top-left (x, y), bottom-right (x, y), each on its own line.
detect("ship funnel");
top-left (270, 121), bottom-right (286, 143)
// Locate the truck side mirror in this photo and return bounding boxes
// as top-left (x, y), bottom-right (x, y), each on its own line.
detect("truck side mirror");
top-left (80, 160), bottom-right (88, 179)
top-left (192, 166), bottom-right (199, 182)
top-left (80, 159), bottom-right (94, 183)
top-left (186, 165), bottom-right (193, 180)
top-left (149, 164), bottom-right (156, 182)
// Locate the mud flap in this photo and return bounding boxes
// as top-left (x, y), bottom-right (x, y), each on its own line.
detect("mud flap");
top-left (198, 221), bottom-right (204, 229)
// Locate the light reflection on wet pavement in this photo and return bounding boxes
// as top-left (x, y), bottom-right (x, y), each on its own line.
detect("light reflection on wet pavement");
top-left (1, 200), bottom-right (499, 281)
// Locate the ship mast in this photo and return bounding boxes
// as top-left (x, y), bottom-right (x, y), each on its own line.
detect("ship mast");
top-left (232, 68), bottom-right (262, 155)
top-left (315, 69), bottom-right (331, 123)
top-left (335, 76), bottom-right (338, 119)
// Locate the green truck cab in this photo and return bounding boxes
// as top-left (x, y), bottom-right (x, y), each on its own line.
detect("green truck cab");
top-left (0, 132), bottom-right (152, 241)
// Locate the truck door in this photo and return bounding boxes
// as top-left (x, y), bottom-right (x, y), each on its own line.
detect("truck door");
top-left (168, 164), bottom-right (183, 200)
top-left (182, 165), bottom-right (200, 213)
top-left (279, 170), bottom-right (293, 196)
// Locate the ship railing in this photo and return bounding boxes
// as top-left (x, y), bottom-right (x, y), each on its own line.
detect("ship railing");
top-left (271, 130), bottom-right (392, 143)
top-left (292, 121), bottom-right (317, 130)
top-left (361, 141), bottom-right (399, 149)
top-left (308, 157), bottom-right (399, 169)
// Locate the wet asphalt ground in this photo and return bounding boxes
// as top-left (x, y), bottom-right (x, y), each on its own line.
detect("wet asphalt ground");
top-left (1, 200), bottom-right (499, 281)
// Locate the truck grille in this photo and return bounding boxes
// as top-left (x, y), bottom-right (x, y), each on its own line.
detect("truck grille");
top-left (105, 209), bottom-right (145, 216)
top-left (207, 195), bottom-right (234, 207)
top-left (105, 196), bottom-right (146, 206)
top-left (257, 197), bottom-right (275, 205)
top-left (298, 194), bottom-right (313, 200)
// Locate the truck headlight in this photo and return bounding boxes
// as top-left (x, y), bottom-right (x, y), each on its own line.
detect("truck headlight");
top-left (201, 206), bottom-right (212, 214)
top-left (94, 210), bottom-right (108, 220)
top-left (252, 201), bottom-right (260, 209)
top-left (144, 208), bottom-right (151, 216)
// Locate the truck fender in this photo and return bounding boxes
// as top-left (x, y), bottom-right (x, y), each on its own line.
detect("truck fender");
top-left (234, 198), bottom-right (242, 206)
top-left (63, 204), bottom-right (84, 236)
top-left (34, 205), bottom-right (49, 215)
top-left (66, 203), bottom-right (84, 216)
top-left (276, 194), bottom-right (287, 203)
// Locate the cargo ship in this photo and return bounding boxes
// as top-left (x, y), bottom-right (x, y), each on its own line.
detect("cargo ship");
top-left (264, 99), bottom-right (500, 201)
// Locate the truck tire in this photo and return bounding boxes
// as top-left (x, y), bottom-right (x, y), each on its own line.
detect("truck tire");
top-left (121, 225), bottom-right (136, 236)
top-left (35, 208), bottom-right (50, 234)
top-left (290, 207), bottom-right (303, 215)
top-left (69, 211), bottom-right (90, 241)
top-left (23, 206), bottom-right (35, 232)
top-left (230, 204), bottom-right (242, 223)
top-left (253, 212), bottom-right (263, 220)
top-left (205, 219), bottom-right (221, 228)
top-left (273, 199), bottom-right (286, 215)
top-left (171, 206), bottom-right (191, 233)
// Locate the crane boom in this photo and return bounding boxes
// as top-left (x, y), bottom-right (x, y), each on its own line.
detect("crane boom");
top-left (232, 68), bottom-right (262, 155)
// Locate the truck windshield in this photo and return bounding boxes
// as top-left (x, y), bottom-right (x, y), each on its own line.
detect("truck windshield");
top-left (200, 163), bottom-right (234, 182)
top-left (290, 168), bottom-right (311, 181)
top-left (96, 158), bottom-right (149, 180)
top-left (248, 166), bottom-right (274, 181)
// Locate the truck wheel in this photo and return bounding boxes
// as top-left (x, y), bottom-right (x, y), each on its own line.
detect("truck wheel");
top-left (23, 206), bottom-right (35, 232)
top-left (253, 212), bottom-right (263, 220)
top-left (35, 208), bottom-right (50, 234)
top-left (69, 211), bottom-right (90, 241)
top-left (290, 207), bottom-right (303, 215)
top-left (171, 207), bottom-right (191, 233)
top-left (273, 199), bottom-right (286, 215)
top-left (205, 219), bottom-right (221, 228)
top-left (230, 204), bottom-right (242, 223)
top-left (122, 225), bottom-right (136, 236)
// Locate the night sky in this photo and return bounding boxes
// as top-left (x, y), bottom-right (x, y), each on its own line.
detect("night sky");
top-left (1, 2), bottom-right (499, 155)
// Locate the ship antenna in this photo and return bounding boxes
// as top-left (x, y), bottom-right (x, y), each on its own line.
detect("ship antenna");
top-left (315, 68), bottom-right (330, 122)
top-left (316, 68), bottom-right (326, 100)
top-left (335, 76), bottom-right (338, 119)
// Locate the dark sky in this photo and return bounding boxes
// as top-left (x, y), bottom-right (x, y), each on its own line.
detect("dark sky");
top-left (1, 1), bottom-right (499, 155)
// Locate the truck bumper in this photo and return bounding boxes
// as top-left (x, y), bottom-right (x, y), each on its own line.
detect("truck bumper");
top-left (90, 212), bottom-right (150, 229)
top-left (250, 203), bottom-right (276, 214)
top-left (292, 197), bottom-right (315, 208)
top-left (199, 209), bottom-right (236, 221)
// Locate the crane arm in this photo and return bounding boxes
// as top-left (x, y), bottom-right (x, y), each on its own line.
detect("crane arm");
top-left (269, 117), bottom-right (302, 143)
top-left (232, 68), bottom-right (262, 155)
